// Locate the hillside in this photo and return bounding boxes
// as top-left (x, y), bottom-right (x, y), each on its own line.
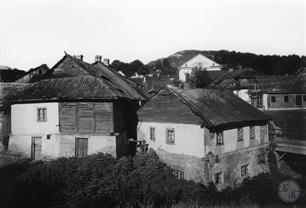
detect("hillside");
top-left (146, 50), bottom-right (306, 75)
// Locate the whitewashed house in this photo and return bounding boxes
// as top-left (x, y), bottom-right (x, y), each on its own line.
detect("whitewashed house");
top-left (8, 54), bottom-right (147, 159)
top-left (178, 54), bottom-right (222, 82)
top-left (137, 86), bottom-right (271, 189)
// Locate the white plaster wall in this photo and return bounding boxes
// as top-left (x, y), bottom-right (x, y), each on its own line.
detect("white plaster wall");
top-left (58, 135), bottom-right (117, 158)
top-left (206, 125), bottom-right (268, 155)
top-left (137, 122), bottom-right (205, 158)
top-left (233, 89), bottom-right (250, 103)
top-left (9, 134), bottom-right (60, 159)
top-left (11, 103), bottom-right (60, 135)
top-left (179, 68), bottom-right (192, 82)
top-left (263, 94), bottom-right (268, 110)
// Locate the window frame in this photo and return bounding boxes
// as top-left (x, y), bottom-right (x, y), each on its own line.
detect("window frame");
top-left (171, 168), bottom-right (184, 179)
top-left (37, 107), bottom-right (47, 122)
top-left (149, 127), bottom-right (156, 141)
top-left (250, 126), bottom-right (255, 140)
top-left (216, 131), bottom-right (224, 146)
top-left (214, 172), bottom-right (223, 185)
top-left (241, 164), bottom-right (249, 177)
top-left (237, 127), bottom-right (244, 142)
top-left (166, 128), bottom-right (175, 145)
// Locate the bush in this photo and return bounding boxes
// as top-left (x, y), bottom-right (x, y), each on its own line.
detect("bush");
top-left (1, 150), bottom-right (304, 208)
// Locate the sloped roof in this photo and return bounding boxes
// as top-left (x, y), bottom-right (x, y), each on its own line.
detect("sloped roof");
top-left (0, 83), bottom-right (28, 108)
top-left (24, 54), bottom-right (147, 101)
top-left (10, 76), bottom-right (122, 102)
top-left (92, 61), bottom-right (149, 100)
top-left (210, 68), bottom-right (264, 89)
top-left (254, 75), bottom-right (306, 93)
top-left (138, 87), bottom-right (270, 130)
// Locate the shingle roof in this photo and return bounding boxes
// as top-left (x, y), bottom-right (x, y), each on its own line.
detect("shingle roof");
top-left (254, 75), bottom-right (306, 93)
top-left (92, 61), bottom-right (148, 100)
top-left (14, 54), bottom-right (148, 102)
top-left (210, 68), bottom-right (264, 89)
top-left (10, 76), bottom-right (120, 102)
top-left (138, 87), bottom-right (270, 130)
top-left (0, 83), bottom-right (28, 108)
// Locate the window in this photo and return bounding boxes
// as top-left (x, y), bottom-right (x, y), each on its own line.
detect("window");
top-left (150, 127), bottom-right (155, 141)
top-left (172, 168), bottom-right (184, 179)
top-left (215, 172), bottom-right (223, 185)
top-left (271, 96), bottom-right (276, 103)
top-left (250, 126), bottom-right (255, 140)
top-left (296, 95), bottom-right (302, 106)
top-left (216, 131), bottom-right (224, 145)
top-left (284, 95), bottom-right (288, 103)
top-left (37, 108), bottom-right (47, 122)
top-left (303, 95), bottom-right (306, 102)
top-left (166, 128), bottom-right (175, 145)
top-left (241, 164), bottom-right (249, 176)
top-left (237, 128), bottom-right (243, 142)
top-left (258, 153), bottom-right (266, 164)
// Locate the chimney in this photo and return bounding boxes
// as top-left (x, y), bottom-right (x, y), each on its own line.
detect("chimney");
top-left (95, 55), bottom-right (102, 62)
top-left (103, 58), bottom-right (110, 66)
top-left (74, 54), bottom-right (83, 61)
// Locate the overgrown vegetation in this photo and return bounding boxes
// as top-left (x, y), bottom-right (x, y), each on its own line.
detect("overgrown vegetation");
top-left (0, 150), bottom-right (305, 208)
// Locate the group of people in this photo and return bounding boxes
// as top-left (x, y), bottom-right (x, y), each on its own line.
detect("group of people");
top-left (128, 139), bottom-right (149, 156)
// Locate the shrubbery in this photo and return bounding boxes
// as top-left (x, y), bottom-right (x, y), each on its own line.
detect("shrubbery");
top-left (0, 150), bottom-right (305, 208)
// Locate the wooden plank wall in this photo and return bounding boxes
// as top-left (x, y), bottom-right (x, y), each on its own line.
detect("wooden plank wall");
top-left (59, 102), bottom-right (114, 134)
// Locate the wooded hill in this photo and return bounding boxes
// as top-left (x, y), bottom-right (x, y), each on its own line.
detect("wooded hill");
top-left (146, 50), bottom-right (306, 75)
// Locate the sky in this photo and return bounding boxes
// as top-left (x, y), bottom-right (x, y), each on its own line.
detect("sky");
top-left (0, 0), bottom-right (305, 70)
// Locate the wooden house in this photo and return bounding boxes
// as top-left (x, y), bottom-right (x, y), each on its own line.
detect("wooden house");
top-left (8, 54), bottom-right (147, 159)
top-left (137, 86), bottom-right (271, 189)
top-left (14, 64), bottom-right (49, 83)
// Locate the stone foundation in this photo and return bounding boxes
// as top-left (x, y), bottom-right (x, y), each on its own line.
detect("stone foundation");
top-left (155, 145), bottom-right (270, 189)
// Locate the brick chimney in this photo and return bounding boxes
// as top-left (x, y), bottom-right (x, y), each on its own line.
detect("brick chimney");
top-left (95, 55), bottom-right (102, 62)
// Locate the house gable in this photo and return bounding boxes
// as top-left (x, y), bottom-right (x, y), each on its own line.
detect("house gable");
top-left (179, 54), bottom-right (221, 70)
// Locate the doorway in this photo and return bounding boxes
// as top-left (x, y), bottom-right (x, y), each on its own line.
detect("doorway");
top-left (31, 136), bottom-right (42, 159)
top-left (75, 138), bottom-right (88, 158)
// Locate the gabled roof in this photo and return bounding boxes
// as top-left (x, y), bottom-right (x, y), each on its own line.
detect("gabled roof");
top-left (210, 68), bottom-right (264, 89)
top-left (92, 61), bottom-right (149, 100)
top-left (10, 76), bottom-right (121, 102)
top-left (179, 53), bottom-right (221, 68)
top-left (20, 54), bottom-right (148, 101)
top-left (138, 87), bottom-right (270, 130)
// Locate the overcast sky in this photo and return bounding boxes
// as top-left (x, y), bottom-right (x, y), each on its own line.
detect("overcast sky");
top-left (0, 0), bottom-right (305, 70)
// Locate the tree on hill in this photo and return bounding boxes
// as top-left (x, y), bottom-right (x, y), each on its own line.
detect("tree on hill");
top-left (110, 59), bottom-right (146, 77)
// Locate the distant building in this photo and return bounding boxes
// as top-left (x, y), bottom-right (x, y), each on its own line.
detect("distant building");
top-left (9, 54), bottom-right (147, 160)
top-left (137, 86), bottom-right (270, 189)
top-left (249, 74), bottom-right (306, 155)
top-left (210, 68), bottom-right (264, 103)
top-left (14, 64), bottom-right (49, 83)
top-left (178, 54), bottom-right (222, 82)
